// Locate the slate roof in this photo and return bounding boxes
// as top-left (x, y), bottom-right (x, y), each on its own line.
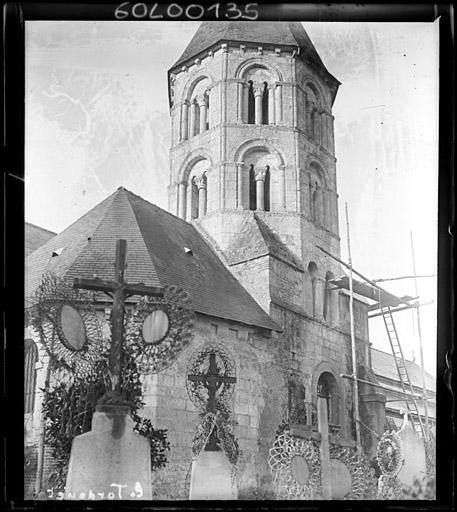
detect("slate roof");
top-left (170, 21), bottom-right (339, 98)
top-left (225, 213), bottom-right (303, 271)
top-left (25, 222), bottom-right (56, 257)
top-left (25, 187), bottom-right (279, 331)
top-left (371, 348), bottom-right (435, 392)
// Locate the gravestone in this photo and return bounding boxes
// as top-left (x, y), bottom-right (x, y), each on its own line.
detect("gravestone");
top-left (189, 451), bottom-right (237, 500)
top-left (397, 422), bottom-right (427, 487)
top-left (64, 240), bottom-right (165, 500)
top-left (65, 405), bottom-right (152, 500)
top-left (187, 348), bottom-right (237, 500)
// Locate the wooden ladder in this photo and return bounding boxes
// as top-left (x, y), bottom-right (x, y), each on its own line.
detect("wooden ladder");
top-left (381, 306), bottom-right (426, 436)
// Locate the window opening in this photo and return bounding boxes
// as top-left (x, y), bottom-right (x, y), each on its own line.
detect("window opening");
top-left (264, 166), bottom-right (270, 211)
top-left (249, 165), bottom-right (256, 210)
top-left (261, 82), bottom-right (269, 125)
top-left (247, 81), bottom-right (255, 124)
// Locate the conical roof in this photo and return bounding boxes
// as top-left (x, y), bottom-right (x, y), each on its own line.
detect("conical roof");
top-left (170, 21), bottom-right (339, 91)
top-left (26, 187), bottom-right (279, 331)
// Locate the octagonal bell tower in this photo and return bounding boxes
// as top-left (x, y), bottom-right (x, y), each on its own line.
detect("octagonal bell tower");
top-left (167, 21), bottom-right (342, 320)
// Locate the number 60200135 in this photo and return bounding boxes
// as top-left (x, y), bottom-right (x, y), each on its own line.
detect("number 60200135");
top-left (115, 3), bottom-right (259, 20)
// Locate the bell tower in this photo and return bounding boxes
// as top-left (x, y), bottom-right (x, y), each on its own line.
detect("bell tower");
top-left (167, 21), bottom-right (342, 320)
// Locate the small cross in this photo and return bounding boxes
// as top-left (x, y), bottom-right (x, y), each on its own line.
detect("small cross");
top-left (188, 351), bottom-right (236, 451)
top-left (73, 239), bottom-right (164, 399)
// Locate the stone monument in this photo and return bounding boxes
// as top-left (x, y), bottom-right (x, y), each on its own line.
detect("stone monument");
top-left (65, 239), bottom-right (165, 500)
top-left (187, 348), bottom-right (237, 500)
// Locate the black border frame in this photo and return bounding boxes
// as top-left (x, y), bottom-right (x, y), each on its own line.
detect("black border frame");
top-left (3, 2), bottom-right (454, 511)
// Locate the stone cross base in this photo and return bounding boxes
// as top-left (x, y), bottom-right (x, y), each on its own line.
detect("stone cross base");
top-left (189, 451), bottom-right (237, 500)
top-left (65, 405), bottom-right (152, 500)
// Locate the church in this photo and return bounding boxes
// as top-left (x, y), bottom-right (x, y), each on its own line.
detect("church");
top-left (24, 21), bottom-right (433, 500)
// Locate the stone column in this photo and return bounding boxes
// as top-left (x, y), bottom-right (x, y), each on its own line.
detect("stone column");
top-left (235, 162), bottom-right (244, 208)
top-left (274, 84), bottom-right (282, 123)
top-left (314, 277), bottom-right (325, 319)
top-left (189, 100), bottom-right (198, 137)
top-left (198, 95), bottom-right (208, 133)
top-left (196, 175), bottom-right (207, 217)
top-left (255, 167), bottom-right (267, 211)
top-left (243, 83), bottom-right (250, 123)
top-left (254, 86), bottom-right (263, 124)
top-left (178, 181), bottom-right (187, 219)
top-left (180, 101), bottom-right (189, 141)
top-left (278, 164), bottom-right (286, 209)
top-left (268, 85), bottom-right (275, 124)
top-left (237, 82), bottom-right (244, 123)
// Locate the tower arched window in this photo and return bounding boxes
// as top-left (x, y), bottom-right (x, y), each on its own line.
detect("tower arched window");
top-left (317, 372), bottom-right (339, 426)
top-left (242, 66), bottom-right (277, 125)
top-left (249, 165), bottom-right (256, 210)
top-left (309, 163), bottom-right (328, 229)
top-left (185, 159), bottom-right (210, 221)
top-left (305, 83), bottom-right (323, 143)
top-left (184, 77), bottom-right (211, 140)
top-left (24, 339), bottom-right (38, 414)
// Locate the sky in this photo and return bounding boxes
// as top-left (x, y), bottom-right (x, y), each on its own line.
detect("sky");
top-left (25, 20), bottom-right (439, 375)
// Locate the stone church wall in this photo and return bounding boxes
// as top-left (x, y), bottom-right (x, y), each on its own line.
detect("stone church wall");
top-left (142, 313), bottom-right (287, 499)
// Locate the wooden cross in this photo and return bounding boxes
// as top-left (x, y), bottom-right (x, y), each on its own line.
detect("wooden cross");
top-left (188, 351), bottom-right (236, 451)
top-left (73, 239), bottom-right (164, 398)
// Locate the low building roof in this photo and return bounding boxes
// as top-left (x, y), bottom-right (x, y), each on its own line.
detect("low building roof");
top-left (25, 222), bottom-right (56, 257)
top-left (371, 347), bottom-right (435, 393)
top-left (25, 187), bottom-right (279, 332)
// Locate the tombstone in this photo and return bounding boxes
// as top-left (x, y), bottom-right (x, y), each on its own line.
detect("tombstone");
top-left (65, 405), bottom-right (152, 500)
top-left (189, 451), bottom-right (237, 500)
top-left (397, 422), bottom-right (427, 488)
top-left (64, 240), bottom-right (165, 500)
top-left (187, 349), bottom-right (237, 500)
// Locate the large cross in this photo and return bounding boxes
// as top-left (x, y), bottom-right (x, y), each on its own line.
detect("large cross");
top-left (73, 239), bottom-right (164, 398)
top-left (188, 351), bottom-right (236, 451)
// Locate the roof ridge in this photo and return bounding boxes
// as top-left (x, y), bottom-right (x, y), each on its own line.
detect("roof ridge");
top-left (120, 186), bottom-right (196, 227)
top-left (66, 188), bottom-right (162, 286)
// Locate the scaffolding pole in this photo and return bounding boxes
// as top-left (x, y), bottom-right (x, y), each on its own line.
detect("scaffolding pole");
top-left (410, 231), bottom-right (430, 436)
top-left (345, 204), bottom-right (362, 453)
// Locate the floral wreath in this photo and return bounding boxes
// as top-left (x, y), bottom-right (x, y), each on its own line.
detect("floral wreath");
top-left (125, 285), bottom-right (194, 374)
top-left (28, 273), bottom-right (105, 378)
top-left (329, 445), bottom-right (378, 500)
top-left (268, 432), bottom-right (322, 499)
top-left (376, 430), bottom-right (404, 477)
top-left (186, 342), bottom-right (236, 408)
top-left (186, 343), bottom-right (239, 472)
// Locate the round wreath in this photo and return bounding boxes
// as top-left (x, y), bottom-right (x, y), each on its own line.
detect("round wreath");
top-left (125, 285), bottom-right (194, 374)
top-left (329, 445), bottom-right (378, 500)
top-left (268, 432), bottom-right (322, 499)
top-left (29, 273), bottom-right (105, 378)
top-left (186, 342), bottom-right (236, 409)
top-left (376, 431), bottom-right (404, 477)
